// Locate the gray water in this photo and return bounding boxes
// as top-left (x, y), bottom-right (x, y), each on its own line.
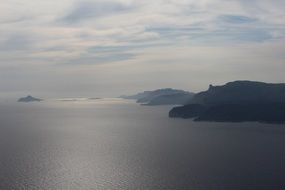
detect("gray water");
top-left (1, 98), bottom-right (285, 190)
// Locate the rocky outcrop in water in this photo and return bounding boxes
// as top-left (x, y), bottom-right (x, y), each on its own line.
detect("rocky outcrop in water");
top-left (18, 95), bottom-right (42, 102)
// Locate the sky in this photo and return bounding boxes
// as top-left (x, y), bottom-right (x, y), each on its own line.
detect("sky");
top-left (0, 0), bottom-right (285, 98)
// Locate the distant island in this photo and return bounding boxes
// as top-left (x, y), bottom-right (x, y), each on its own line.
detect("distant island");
top-left (169, 81), bottom-right (285, 124)
top-left (121, 88), bottom-right (194, 105)
top-left (88, 98), bottom-right (101, 100)
top-left (18, 95), bottom-right (42, 102)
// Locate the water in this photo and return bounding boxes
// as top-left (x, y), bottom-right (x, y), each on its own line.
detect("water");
top-left (1, 98), bottom-right (285, 190)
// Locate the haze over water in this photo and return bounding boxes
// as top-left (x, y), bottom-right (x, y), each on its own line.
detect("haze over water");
top-left (1, 98), bottom-right (285, 190)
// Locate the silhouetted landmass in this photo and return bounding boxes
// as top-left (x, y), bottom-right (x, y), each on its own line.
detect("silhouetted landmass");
top-left (195, 103), bottom-right (285, 123)
top-left (169, 104), bottom-right (207, 118)
top-left (88, 98), bottom-right (101, 100)
top-left (145, 93), bottom-right (194, 105)
top-left (18, 95), bottom-right (42, 102)
top-left (170, 103), bottom-right (285, 124)
top-left (121, 88), bottom-right (194, 105)
top-left (136, 89), bottom-right (192, 104)
top-left (170, 81), bottom-right (285, 124)
top-left (191, 81), bottom-right (285, 105)
top-left (120, 91), bottom-right (152, 100)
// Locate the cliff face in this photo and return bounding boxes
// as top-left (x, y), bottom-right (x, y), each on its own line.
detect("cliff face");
top-left (191, 81), bottom-right (285, 105)
top-left (170, 81), bottom-right (285, 124)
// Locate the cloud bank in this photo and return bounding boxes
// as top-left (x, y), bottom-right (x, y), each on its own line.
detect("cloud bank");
top-left (0, 0), bottom-right (285, 97)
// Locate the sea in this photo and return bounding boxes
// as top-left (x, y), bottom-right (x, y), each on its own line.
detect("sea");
top-left (0, 98), bottom-right (285, 190)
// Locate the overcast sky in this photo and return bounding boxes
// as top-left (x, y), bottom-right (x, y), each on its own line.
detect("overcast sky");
top-left (1, 0), bottom-right (285, 98)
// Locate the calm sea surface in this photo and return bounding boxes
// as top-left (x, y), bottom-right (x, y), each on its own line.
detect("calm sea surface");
top-left (1, 98), bottom-right (285, 190)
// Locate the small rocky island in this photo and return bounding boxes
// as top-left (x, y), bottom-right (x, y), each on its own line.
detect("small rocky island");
top-left (121, 88), bottom-right (194, 105)
top-left (169, 81), bottom-right (285, 124)
top-left (18, 95), bottom-right (42, 102)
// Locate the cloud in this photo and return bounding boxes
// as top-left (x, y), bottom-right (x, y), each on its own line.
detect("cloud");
top-left (60, 1), bottom-right (134, 24)
top-left (66, 52), bottom-right (136, 65)
top-left (219, 15), bottom-right (257, 24)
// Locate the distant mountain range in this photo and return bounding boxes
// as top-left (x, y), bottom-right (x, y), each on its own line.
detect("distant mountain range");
top-left (169, 81), bottom-right (285, 124)
top-left (18, 95), bottom-right (42, 102)
top-left (121, 88), bottom-right (195, 105)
